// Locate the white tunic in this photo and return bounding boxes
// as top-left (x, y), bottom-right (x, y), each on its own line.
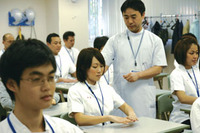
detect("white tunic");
top-left (0, 49), bottom-right (4, 57)
top-left (0, 112), bottom-right (83, 133)
top-left (59, 46), bottom-right (80, 65)
top-left (101, 28), bottom-right (167, 118)
top-left (67, 81), bottom-right (124, 124)
top-left (191, 98), bottom-right (200, 133)
top-left (169, 64), bottom-right (200, 123)
top-left (54, 54), bottom-right (76, 79)
top-left (100, 64), bottom-right (114, 86)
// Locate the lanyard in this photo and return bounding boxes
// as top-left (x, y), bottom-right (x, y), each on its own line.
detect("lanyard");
top-left (7, 114), bottom-right (55, 133)
top-left (84, 81), bottom-right (104, 116)
top-left (187, 67), bottom-right (200, 97)
top-left (64, 46), bottom-right (75, 63)
top-left (103, 69), bottom-right (109, 85)
top-left (56, 55), bottom-right (62, 77)
top-left (127, 29), bottom-right (145, 66)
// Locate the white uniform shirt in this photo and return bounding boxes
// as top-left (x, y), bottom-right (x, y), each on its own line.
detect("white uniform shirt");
top-left (60, 46), bottom-right (80, 65)
top-left (67, 81), bottom-right (124, 127)
top-left (101, 28), bottom-right (167, 117)
top-left (0, 49), bottom-right (4, 57)
top-left (170, 64), bottom-right (200, 123)
top-left (191, 98), bottom-right (200, 133)
top-left (55, 54), bottom-right (76, 79)
top-left (0, 112), bottom-right (83, 133)
top-left (100, 64), bottom-right (114, 86)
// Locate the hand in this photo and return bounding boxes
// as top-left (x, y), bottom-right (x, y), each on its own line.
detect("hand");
top-left (52, 98), bottom-right (56, 105)
top-left (59, 78), bottom-right (78, 83)
top-left (123, 72), bottom-right (140, 82)
top-left (126, 113), bottom-right (138, 122)
top-left (108, 115), bottom-right (134, 124)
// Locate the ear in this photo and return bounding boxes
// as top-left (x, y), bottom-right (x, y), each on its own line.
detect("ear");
top-left (6, 79), bottom-right (18, 93)
top-left (47, 42), bottom-right (50, 46)
top-left (142, 12), bottom-right (145, 19)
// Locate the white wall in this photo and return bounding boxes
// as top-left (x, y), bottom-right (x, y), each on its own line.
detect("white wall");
top-left (0, 0), bottom-right (89, 51)
top-left (46, 0), bottom-right (59, 36)
top-left (0, 0), bottom-right (47, 49)
top-left (58, 0), bottom-right (89, 50)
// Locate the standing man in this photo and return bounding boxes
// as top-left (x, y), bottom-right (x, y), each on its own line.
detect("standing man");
top-left (46, 33), bottom-right (77, 83)
top-left (101, 0), bottom-right (167, 118)
top-left (0, 33), bottom-right (14, 56)
top-left (60, 31), bottom-right (80, 65)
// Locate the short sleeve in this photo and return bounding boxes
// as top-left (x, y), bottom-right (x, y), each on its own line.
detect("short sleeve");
top-left (170, 70), bottom-right (185, 93)
top-left (101, 37), bottom-right (115, 66)
top-left (68, 61), bottom-right (76, 74)
top-left (67, 87), bottom-right (84, 117)
top-left (152, 37), bottom-right (167, 66)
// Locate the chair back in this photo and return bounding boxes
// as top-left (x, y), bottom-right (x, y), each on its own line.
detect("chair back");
top-left (60, 113), bottom-right (77, 125)
top-left (0, 103), bottom-right (7, 121)
top-left (157, 92), bottom-right (174, 120)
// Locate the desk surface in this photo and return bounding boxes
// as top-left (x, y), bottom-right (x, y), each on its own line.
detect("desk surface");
top-left (56, 82), bottom-right (75, 89)
top-left (83, 117), bottom-right (189, 133)
top-left (43, 102), bottom-right (68, 117)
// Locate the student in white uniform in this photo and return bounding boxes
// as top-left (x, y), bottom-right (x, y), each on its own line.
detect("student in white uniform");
top-left (173, 33), bottom-right (199, 68)
top-left (60, 31), bottom-right (80, 65)
top-left (169, 37), bottom-right (199, 126)
top-left (0, 39), bottom-right (83, 133)
top-left (46, 33), bottom-right (77, 83)
top-left (0, 34), bottom-right (61, 110)
top-left (93, 36), bottom-right (113, 86)
top-left (68, 48), bottom-right (138, 128)
top-left (101, 0), bottom-right (167, 118)
top-left (190, 98), bottom-right (200, 133)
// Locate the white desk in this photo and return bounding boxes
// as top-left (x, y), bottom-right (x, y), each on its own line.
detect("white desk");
top-left (43, 102), bottom-right (68, 117)
top-left (83, 117), bottom-right (190, 133)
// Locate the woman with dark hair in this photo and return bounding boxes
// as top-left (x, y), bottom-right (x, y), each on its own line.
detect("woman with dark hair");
top-left (170, 37), bottom-right (200, 126)
top-left (67, 48), bottom-right (138, 128)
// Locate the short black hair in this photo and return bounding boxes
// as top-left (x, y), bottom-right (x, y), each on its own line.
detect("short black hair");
top-left (174, 37), bottom-right (199, 66)
top-left (63, 31), bottom-right (75, 40)
top-left (76, 48), bottom-right (105, 82)
top-left (93, 36), bottom-right (109, 51)
top-left (121, 0), bottom-right (145, 16)
top-left (46, 33), bottom-right (60, 43)
top-left (0, 39), bottom-right (56, 100)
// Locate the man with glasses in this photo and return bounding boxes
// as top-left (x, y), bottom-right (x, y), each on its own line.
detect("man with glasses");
top-left (0, 39), bottom-right (83, 132)
top-left (0, 33), bottom-right (14, 57)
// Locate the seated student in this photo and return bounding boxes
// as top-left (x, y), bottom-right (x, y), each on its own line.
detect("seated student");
top-left (0, 80), bottom-right (60, 110)
top-left (46, 33), bottom-right (77, 83)
top-left (190, 98), bottom-right (200, 133)
top-left (0, 39), bottom-right (83, 132)
top-left (169, 37), bottom-right (199, 126)
top-left (94, 36), bottom-right (113, 85)
top-left (174, 33), bottom-right (198, 68)
top-left (67, 48), bottom-right (138, 128)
